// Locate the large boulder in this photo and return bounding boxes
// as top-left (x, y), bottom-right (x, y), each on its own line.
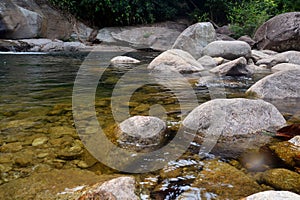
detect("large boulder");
top-left (183, 98), bottom-right (286, 137)
top-left (109, 21), bottom-right (187, 51)
top-left (246, 69), bottom-right (300, 99)
top-left (148, 49), bottom-right (204, 73)
top-left (0, 0), bottom-right (73, 40)
top-left (172, 22), bottom-right (216, 59)
top-left (0, 0), bottom-right (42, 39)
top-left (201, 41), bottom-right (252, 60)
top-left (254, 12), bottom-right (300, 52)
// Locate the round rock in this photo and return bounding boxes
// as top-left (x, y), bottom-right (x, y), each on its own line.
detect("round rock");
top-left (245, 191), bottom-right (300, 200)
top-left (183, 98), bottom-right (286, 137)
top-left (117, 116), bottom-right (167, 151)
top-left (201, 41), bottom-right (252, 60)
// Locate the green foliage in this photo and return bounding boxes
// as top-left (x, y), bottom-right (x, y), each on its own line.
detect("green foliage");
top-left (227, 0), bottom-right (300, 38)
top-left (48, 0), bottom-right (188, 28)
top-left (49, 0), bottom-right (299, 32)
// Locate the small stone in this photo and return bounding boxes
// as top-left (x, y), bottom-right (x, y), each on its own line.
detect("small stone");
top-left (77, 161), bottom-right (89, 169)
top-left (213, 57), bottom-right (224, 65)
top-left (289, 136), bottom-right (300, 147)
top-left (37, 153), bottom-right (49, 159)
top-left (197, 55), bottom-right (217, 69)
top-left (0, 142), bottom-right (23, 153)
top-left (32, 137), bottom-right (49, 147)
top-left (0, 164), bottom-right (12, 173)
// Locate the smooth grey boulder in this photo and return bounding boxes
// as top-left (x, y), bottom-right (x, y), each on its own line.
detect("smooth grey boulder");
top-left (209, 57), bottom-right (251, 76)
top-left (111, 26), bottom-right (182, 51)
top-left (0, 0), bottom-right (73, 40)
top-left (272, 63), bottom-right (300, 71)
top-left (201, 41), bottom-right (252, 60)
top-left (246, 69), bottom-right (300, 99)
top-left (116, 116), bottom-right (167, 151)
top-left (172, 22), bottom-right (216, 59)
top-left (254, 12), bottom-right (300, 52)
top-left (245, 191), bottom-right (300, 200)
top-left (256, 51), bottom-right (300, 68)
top-left (183, 98), bottom-right (286, 137)
top-left (197, 55), bottom-right (217, 69)
top-left (148, 49), bottom-right (204, 73)
top-left (110, 56), bottom-right (140, 64)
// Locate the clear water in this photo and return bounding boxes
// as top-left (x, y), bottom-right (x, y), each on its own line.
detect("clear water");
top-left (0, 51), bottom-right (298, 199)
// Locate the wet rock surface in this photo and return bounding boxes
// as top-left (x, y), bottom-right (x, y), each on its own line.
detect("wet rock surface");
top-left (180, 160), bottom-right (262, 199)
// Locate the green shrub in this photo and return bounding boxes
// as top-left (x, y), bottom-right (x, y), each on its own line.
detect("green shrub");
top-left (48, 0), bottom-right (189, 28)
top-left (227, 0), bottom-right (276, 38)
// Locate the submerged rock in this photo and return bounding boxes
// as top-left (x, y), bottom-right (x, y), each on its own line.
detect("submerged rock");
top-left (201, 41), bottom-right (252, 60)
top-left (244, 191), bottom-right (300, 200)
top-left (172, 22), bottom-right (216, 59)
top-left (180, 160), bottom-right (262, 199)
top-left (116, 116), bottom-right (167, 151)
top-left (0, 168), bottom-right (120, 200)
top-left (148, 49), bottom-right (204, 73)
top-left (246, 69), bottom-right (300, 99)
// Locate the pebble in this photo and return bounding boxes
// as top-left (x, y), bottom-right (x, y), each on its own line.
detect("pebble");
top-left (32, 137), bottom-right (49, 147)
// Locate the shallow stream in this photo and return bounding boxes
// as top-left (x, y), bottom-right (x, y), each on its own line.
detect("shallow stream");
top-left (0, 51), bottom-right (299, 199)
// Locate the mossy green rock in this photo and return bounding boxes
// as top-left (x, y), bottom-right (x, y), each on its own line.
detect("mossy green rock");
top-left (269, 141), bottom-right (300, 168)
top-left (0, 168), bottom-right (120, 200)
top-left (261, 168), bottom-right (300, 193)
top-left (188, 160), bottom-right (262, 199)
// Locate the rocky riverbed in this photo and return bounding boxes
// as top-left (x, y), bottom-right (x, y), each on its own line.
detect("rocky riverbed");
top-left (0, 5), bottom-right (300, 199)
